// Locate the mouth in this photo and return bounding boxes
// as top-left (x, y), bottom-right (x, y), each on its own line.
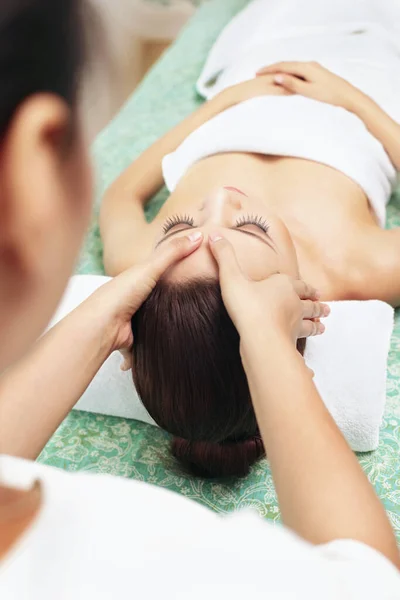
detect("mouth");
top-left (223, 186), bottom-right (247, 196)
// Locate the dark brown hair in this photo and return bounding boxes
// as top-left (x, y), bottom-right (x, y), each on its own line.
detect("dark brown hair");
top-left (0, 0), bottom-right (91, 138)
top-left (131, 279), bottom-right (306, 478)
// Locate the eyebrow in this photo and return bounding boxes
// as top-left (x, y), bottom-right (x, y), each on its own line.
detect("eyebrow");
top-left (156, 227), bottom-right (277, 252)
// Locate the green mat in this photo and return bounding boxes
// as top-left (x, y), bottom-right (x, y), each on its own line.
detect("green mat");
top-left (38, 0), bottom-right (400, 539)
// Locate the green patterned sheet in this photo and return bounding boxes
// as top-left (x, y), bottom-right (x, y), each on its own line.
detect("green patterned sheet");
top-left (38, 0), bottom-right (400, 539)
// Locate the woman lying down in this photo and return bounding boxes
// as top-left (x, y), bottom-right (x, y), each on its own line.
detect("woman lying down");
top-left (100, 0), bottom-right (400, 478)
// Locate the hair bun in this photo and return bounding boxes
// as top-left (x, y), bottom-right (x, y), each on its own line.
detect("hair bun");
top-left (171, 435), bottom-right (264, 478)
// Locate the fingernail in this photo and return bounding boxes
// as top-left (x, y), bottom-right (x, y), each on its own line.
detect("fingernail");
top-left (188, 231), bottom-right (202, 243)
top-left (274, 74), bottom-right (284, 84)
top-left (319, 323), bottom-right (325, 334)
top-left (209, 233), bottom-right (223, 243)
top-left (314, 290), bottom-right (321, 300)
top-left (323, 305), bottom-right (330, 317)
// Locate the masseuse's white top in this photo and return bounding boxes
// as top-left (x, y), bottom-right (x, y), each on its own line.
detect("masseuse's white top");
top-left (163, 0), bottom-right (400, 227)
top-left (0, 455), bottom-right (399, 599)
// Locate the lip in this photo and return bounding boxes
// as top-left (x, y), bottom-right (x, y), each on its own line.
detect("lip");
top-left (223, 186), bottom-right (247, 196)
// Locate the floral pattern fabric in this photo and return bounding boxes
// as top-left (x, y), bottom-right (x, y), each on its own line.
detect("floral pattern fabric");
top-left (38, 0), bottom-right (400, 540)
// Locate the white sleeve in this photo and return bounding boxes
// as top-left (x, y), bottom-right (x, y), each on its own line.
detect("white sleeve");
top-left (312, 539), bottom-right (400, 598)
top-left (1, 456), bottom-right (399, 600)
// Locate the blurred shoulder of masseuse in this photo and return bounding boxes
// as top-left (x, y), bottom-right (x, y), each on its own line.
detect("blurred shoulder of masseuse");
top-left (0, 1), bottom-right (399, 599)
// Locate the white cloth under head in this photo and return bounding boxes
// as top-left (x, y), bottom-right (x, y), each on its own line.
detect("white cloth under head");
top-left (162, 0), bottom-right (400, 227)
top-left (1, 455), bottom-right (399, 599)
top-left (50, 275), bottom-right (394, 453)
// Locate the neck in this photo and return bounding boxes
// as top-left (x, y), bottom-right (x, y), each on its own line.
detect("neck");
top-left (0, 482), bottom-right (42, 560)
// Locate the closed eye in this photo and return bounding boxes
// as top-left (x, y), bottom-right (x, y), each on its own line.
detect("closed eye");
top-left (157, 213), bottom-right (275, 251)
top-left (235, 215), bottom-right (269, 234)
top-left (231, 228), bottom-right (276, 252)
top-left (156, 225), bottom-right (276, 252)
top-left (162, 214), bottom-right (194, 234)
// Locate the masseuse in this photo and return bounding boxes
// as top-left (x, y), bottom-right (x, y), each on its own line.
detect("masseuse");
top-left (0, 1), bottom-right (399, 597)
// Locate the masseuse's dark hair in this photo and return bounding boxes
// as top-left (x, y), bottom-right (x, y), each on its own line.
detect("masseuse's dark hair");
top-left (0, 0), bottom-right (91, 137)
top-left (132, 280), bottom-right (306, 478)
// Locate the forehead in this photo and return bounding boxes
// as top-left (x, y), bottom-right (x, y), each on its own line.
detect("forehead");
top-left (164, 230), bottom-right (278, 283)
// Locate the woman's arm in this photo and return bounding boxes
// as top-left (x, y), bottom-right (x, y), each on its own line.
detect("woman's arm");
top-left (241, 332), bottom-right (399, 565)
top-left (0, 303), bottom-right (113, 459)
top-left (0, 234), bottom-right (202, 459)
top-left (350, 95), bottom-right (400, 170)
top-left (210, 236), bottom-right (400, 567)
top-left (257, 61), bottom-right (400, 170)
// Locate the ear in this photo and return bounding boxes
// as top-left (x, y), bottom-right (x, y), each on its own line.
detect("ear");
top-left (0, 93), bottom-right (72, 279)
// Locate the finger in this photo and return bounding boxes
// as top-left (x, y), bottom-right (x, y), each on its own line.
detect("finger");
top-left (256, 61), bottom-right (316, 79)
top-left (273, 74), bottom-right (308, 94)
top-left (145, 231), bottom-right (203, 282)
top-left (302, 300), bottom-right (330, 319)
top-left (112, 232), bottom-right (203, 320)
top-left (208, 233), bottom-right (243, 286)
top-left (292, 279), bottom-right (320, 301)
top-left (299, 319), bottom-right (326, 338)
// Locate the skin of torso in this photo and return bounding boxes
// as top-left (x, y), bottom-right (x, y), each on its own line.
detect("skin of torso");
top-left (154, 152), bottom-right (386, 302)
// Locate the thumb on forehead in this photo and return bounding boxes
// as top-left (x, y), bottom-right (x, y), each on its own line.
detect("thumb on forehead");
top-left (209, 234), bottom-right (242, 285)
top-left (149, 232), bottom-right (203, 280)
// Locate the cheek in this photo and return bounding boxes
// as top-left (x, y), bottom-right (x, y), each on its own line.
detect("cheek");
top-left (273, 231), bottom-right (299, 278)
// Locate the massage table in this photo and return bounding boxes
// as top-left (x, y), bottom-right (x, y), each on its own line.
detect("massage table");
top-left (38, 0), bottom-right (400, 540)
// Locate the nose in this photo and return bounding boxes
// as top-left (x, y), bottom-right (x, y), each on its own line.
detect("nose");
top-left (203, 188), bottom-right (243, 225)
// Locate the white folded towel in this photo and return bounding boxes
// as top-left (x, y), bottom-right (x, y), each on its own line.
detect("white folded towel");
top-left (163, 0), bottom-right (400, 229)
top-left (304, 300), bottom-right (393, 451)
top-left (50, 275), bottom-right (394, 452)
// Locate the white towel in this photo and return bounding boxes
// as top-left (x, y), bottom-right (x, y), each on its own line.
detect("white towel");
top-left (197, 0), bottom-right (400, 101)
top-left (162, 94), bottom-right (395, 228)
top-left (163, 0), bottom-right (400, 228)
top-left (304, 300), bottom-right (393, 452)
top-left (50, 275), bottom-right (394, 452)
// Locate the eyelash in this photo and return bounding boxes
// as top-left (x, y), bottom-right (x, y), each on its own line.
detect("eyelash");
top-left (235, 214), bottom-right (270, 234)
top-left (162, 214), bottom-right (194, 233)
top-left (162, 213), bottom-right (269, 234)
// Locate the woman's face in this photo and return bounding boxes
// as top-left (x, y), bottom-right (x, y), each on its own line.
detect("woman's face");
top-left (153, 187), bottom-right (299, 282)
top-left (0, 95), bottom-right (93, 369)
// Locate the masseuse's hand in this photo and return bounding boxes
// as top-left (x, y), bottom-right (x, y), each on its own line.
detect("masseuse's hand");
top-left (209, 234), bottom-right (329, 343)
top-left (256, 61), bottom-right (364, 112)
top-left (87, 233), bottom-right (203, 365)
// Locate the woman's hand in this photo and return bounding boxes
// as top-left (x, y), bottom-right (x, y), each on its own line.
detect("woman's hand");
top-left (209, 234), bottom-right (329, 344)
top-left (209, 237), bottom-right (400, 568)
top-left (84, 232), bottom-right (203, 359)
top-left (221, 73), bottom-right (293, 107)
top-left (0, 232), bottom-right (203, 459)
top-left (256, 61), bottom-right (364, 112)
